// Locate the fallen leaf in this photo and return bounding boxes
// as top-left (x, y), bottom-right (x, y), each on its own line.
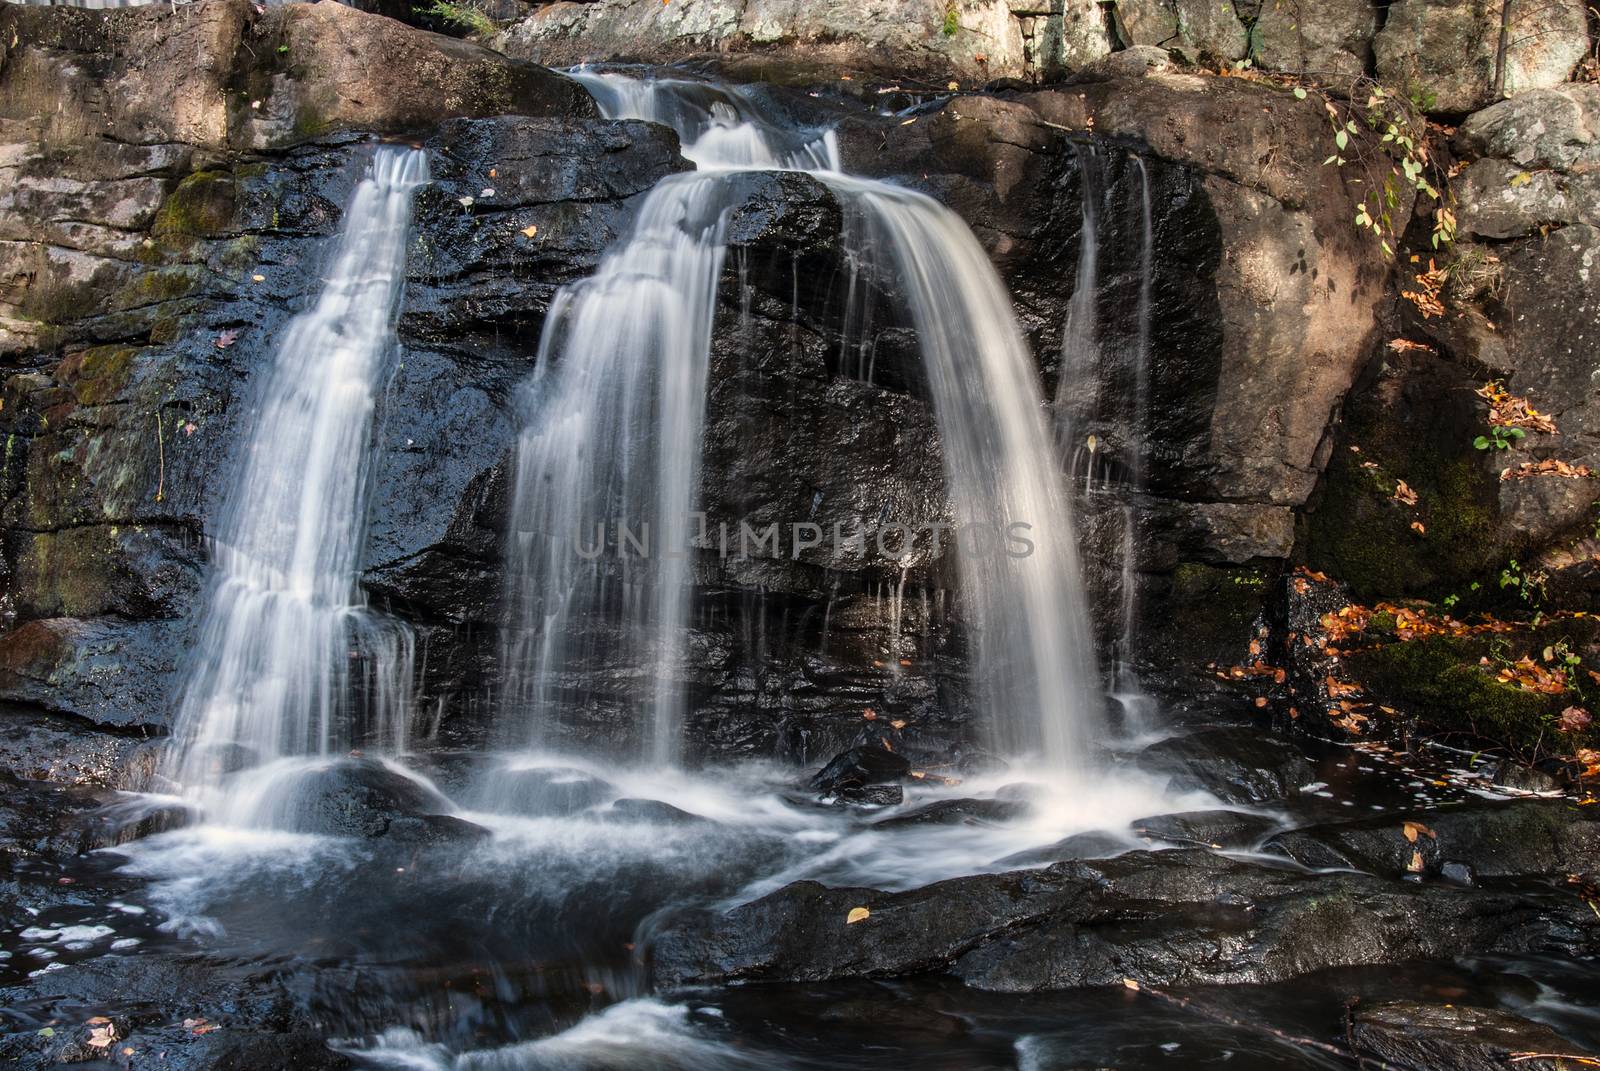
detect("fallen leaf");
top-left (1393, 480), bottom-right (1419, 506)
top-left (214, 329), bottom-right (239, 350)
top-left (846, 906), bottom-right (870, 925)
top-left (1402, 820), bottom-right (1435, 842)
top-left (947, 81), bottom-right (960, 90)
top-left (1407, 848), bottom-right (1425, 873)
top-left (520, 224), bottom-right (538, 239)
top-left (251, 274), bottom-right (265, 282)
top-left (1122, 978), bottom-right (1141, 991)
top-left (1410, 520), bottom-right (1426, 535)
top-left (890, 719), bottom-right (907, 730)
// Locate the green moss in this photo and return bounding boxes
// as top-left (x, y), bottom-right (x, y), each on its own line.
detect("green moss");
top-left (1306, 359), bottom-right (1503, 602)
top-left (61, 345), bottom-right (139, 406)
top-left (1156, 562), bottom-right (1275, 668)
top-left (1346, 621), bottom-right (1600, 755)
top-left (154, 171), bottom-right (237, 239)
top-left (110, 267), bottom-right (203, 313)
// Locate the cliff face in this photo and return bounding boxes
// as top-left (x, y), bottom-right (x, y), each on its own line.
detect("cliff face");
top-left (1, 0), bottom-right (1595, 769)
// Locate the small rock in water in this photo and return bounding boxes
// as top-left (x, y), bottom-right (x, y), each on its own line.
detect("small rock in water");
top-left (808, 746), bottom-right (911, 795)
top-left (1349, 1001), bottom-right (1593, 1071)
top-left (1440, 861), bottom-right (1475, 886)
top-left (1493, 761), bottom-right (1563, 794)
top-left (602, 798), bottom-right (707, 826)
top-left (834, 784), bottom-right (903, 807)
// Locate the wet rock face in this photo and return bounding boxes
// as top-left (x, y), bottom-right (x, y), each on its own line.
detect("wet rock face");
top-left (649, 847), bottom-right (1600, 991)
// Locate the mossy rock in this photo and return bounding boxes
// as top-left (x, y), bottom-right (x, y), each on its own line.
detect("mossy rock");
top-left (55, 345), bottom-right (141, 407)
top-left (1306, 351), bottom-right (1504, 603)
top-left (1145, 561), bottom-right (1275, 670)
top-left (153, 171), bottom-right (238, 240)
top-left (1344, 620), bottom-right (1600, 755)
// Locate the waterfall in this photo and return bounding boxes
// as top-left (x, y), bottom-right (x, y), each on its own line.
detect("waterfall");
top-left (167, 147), bottom-right (427, 812)
top-left (1053, 145), bottom-right (1155, 719)
top-left (820, 174), bottom-right (1101, 767)
top-left (1115, 157), bottom-right (1154, 695)
top-left (500, 75), bottom-right (836, 768)
top-left (502, 71), bottom-right (1099, 772)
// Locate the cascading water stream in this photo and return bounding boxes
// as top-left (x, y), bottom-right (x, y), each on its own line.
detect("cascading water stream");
top-left (165, 147), bottom-right (428, 824)
top-left (500, 75), bottom-right (838, 771)
top-left (503, 71), bottom-right (1099, 774)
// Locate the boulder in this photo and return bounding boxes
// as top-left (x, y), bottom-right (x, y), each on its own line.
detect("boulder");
top-left (1135, 725), bottom-right (1317, 803)
top-left (1250, 0), bottom-right (1381, 80)
top-left (496, 0), bottom-right (1114, 84)
top-left (1375, 0), bottom-right (1591, 114)
top-left (246, 757), bottom-right (479, 841)
top-left (1131, 807), bottom-right (1282, 848)
top-left (1349, 1001), bottom-right (1595, 1071)
top-left (1457, 84), bottom-right (1600, 172)
top-left (650, 847), bottom-right (1600, 990)
top-left (1111, 0), bottom-right (1249, 65)
top-left (474, 765), bottom-right (616, 816)
top-left (808, 745), bottom-right (911, 794)
top-left (1263, 798), bottom-right (1600, 878)
top-left (0, 0), bottom-right (594, 154)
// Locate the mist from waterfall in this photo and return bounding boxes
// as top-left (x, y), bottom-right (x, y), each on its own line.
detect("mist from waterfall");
top-left (502, 71), bottom-right (1099, 772)
top-left (166, 147), bottom-right (428, 822)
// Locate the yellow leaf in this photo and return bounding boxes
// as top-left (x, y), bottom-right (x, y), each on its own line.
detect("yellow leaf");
top-left (846, 906), bottom-right (870, 925)
top-left (1407, 849), bottom-right (1425, 872)
top-left (521, 225), bottom-right (538, 239)
top-left (1122, 978), bottom-right (1141, 991)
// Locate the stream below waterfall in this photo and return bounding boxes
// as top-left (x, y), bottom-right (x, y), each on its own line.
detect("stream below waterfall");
top-left (3, 62), bottom-right (1600, 1071)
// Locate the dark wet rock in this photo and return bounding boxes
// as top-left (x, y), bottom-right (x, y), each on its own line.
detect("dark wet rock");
top-left (650, 848), bottom-right (1600, 992)
top-left (1262, 798), bottom-right (1600, 879)
top-left (1495, 761), bottom-right (1565, 794)
top-left (809, 745), bottom-right (911, 795)
top-left (1131, 808), bottom-right (1281, 849)
top-left (0, 769), bottom-right (117, 859)
top-left (994, 830), bottom-right (1131, 867)
top-left (1135, 727), bottom-right (1316, 805)
top-left (0, 704), bottom-right (151, 787)
top-left (602, 798), bottom-right (708, 825)
top-left (835, 784), bottom-right (904, 807)
top-left (481, 766), bottom-right (616, 817)
top-left (262, 759), bottom-right (460, 840)
top-left (1440, 860), bottom-right (1475, 886)
top-left (381, 812), bottom-right (492, 847)
top-left (1348, 1000), bottom-right (1594, 1071)
top-left (872, 797), bottom-right (1028, 830)
top-left (0, 953), bottom-right (355, 1071)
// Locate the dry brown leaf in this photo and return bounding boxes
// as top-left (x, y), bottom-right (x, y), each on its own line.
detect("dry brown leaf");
top-left (1393, 480), bottom-right (1419, 506)
top-left (846, 906), bottom-right (870, 925)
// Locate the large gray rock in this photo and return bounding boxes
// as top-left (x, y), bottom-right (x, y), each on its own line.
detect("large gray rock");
top-left (1458, 84), bottom-right (1600, 171)
top-left (1111, 0), bottom-right (1249, 65)
top-left (1456, 157), bottom-right (1600, 238)
top-left (496, 0), bottom-right (1113, 83)
top-left (1250, 0), bottom-right (1380, 80)
top-left (1376, 0), bottom-right (1590, 114)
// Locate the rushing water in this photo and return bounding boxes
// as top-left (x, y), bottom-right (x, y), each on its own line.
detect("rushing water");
top-left (503, 71), bottom-right (1099, 771)
top-left (165, 147), bottom-right (428, 820)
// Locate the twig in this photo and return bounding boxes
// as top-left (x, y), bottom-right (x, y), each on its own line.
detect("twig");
top-left (1121, 979), bottom-right (1356, 1063)
top-left (1508, 1055), bottom-right (1600, 1067)
top-left (153, 409), bottom-right (165, 504)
